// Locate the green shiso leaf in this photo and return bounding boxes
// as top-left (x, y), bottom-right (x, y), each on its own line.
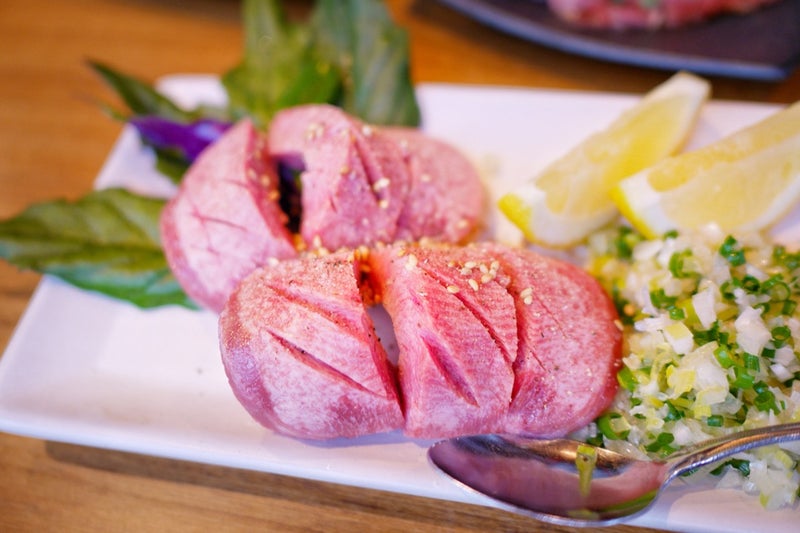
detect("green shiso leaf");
top-left (0, 188), bottom-right (195, 309)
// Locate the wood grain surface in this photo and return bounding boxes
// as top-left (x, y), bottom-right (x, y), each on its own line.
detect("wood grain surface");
top-left (2, 1), bottom-right (799, 531)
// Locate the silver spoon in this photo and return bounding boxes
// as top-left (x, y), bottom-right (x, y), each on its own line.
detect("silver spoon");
top-left (428, 421), bottom-right (800, 527)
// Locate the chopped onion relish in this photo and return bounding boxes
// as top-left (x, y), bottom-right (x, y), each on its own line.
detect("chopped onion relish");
top-left (584, 224), bottom-right (800, 509)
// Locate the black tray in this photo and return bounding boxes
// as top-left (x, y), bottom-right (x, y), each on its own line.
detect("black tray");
top-left (436, 0), bottom-right (800, 81)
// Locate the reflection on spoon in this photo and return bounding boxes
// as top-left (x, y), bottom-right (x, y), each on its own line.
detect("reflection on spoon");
top-left (428, 422), bottom-right (800, 527)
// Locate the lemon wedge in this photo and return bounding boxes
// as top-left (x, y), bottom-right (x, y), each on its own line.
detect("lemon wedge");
top-left (613, 101), bottom-right (800, 239)
top-left (498, 72), bottom-right (710, 247)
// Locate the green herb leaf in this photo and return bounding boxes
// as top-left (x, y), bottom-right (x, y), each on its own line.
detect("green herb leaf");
top-left (89, 61), bottom-right (209, 183)
top-left (222, 0), bottom-right (420, 128)
top-left (222, 0), bottom-right (340, 127)
top-left (0, 188), bottom-right (195, 309)
top-left (311, 0), bottom-right (420, 126)
top-left (89, 60), bottom-right (196, 122)
top-left (151, 146), bottom-right (191, 184)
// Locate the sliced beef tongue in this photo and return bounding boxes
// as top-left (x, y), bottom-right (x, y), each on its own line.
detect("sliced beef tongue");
top-left (482, 243), bottom-right (623, 437)
top-left (367, 243), bottom-right (517, 439)
top-left (382, 128), bottom-right (486, 243)
top-left (268, 104), bottom-right (410, 251)
top-left (217, 240), bottom-right (622, 441)
top-left (268, 105), bottom-right (487, 252)
top-left (219, 251), bottom-right (404, 440)
top-left (161, 107), bottom-right (488, 313)
top-left (160, 119), bottom-right (297, 312)
top-left (192, 113), bottom-right (623, 441)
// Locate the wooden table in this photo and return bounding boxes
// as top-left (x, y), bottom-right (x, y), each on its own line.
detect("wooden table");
top-left (2, 1), bottom-right (798, 531)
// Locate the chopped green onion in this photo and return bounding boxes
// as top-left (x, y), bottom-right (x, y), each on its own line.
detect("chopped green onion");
top-left (732, 367), bottom-right (755, 390)
top-left (575, 444), bottom-right (598, 498)
top-left (754, 301), bottom-right (771, 315)
top-left (754, 388), bottom-right (780, 413)
top-left (774, 245), bottom-right (800, 270)
top-left (650, 288), bottom-right (677, 309)
top-left (669, 306), bottom-right (686, 320)
top-left (585, 432), bottom-right (604, 447)
top-left (617, 366), bottom-right (638, 391)
top-left (762, 275), bottom-right (791, 301)
top-left (711, 458), bottom-right (751, 477)
top-left (645, 432), bottom-right (676, 455)
top-left (586, 227), bottom-right (800, 507)
top-left (740, 275), bottom-right (760, 293)
top-left (612, 285), bottom-right (635, 326)
top-left (695, 322), bottom-right (729, 345)
top-left (733, 405), bottom-right (750, 424)
top-left (720, 279), bottom-right (737, 301)
top-left (720, 235), bottom-right (746, 266)
top-left (611, 226), bottom-right (641, 260)
top-left (664, 401), bottom-right (684, 422)
top-left (771, 325), bottom-right (792, 348)
top-left (715, 346), bottom-right (736, 368)
top-left (596, 413), bottom-right (630, 440)
top-left (744, 353), bottom-right (760, 372)
top-left (669, 250), bottom-right (696, 279)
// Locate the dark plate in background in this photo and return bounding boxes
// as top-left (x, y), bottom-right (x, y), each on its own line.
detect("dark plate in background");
top-left (436, 0), bottom-right (800, 81)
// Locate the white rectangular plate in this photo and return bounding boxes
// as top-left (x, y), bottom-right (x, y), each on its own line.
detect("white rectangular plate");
top-left (1, 77), bottom-right (798, 532)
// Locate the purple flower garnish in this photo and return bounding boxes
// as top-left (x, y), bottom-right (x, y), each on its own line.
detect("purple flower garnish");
top-left (129, 116), bottom-right (231, 162)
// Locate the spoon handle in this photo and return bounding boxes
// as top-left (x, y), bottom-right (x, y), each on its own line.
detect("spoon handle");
top-left (666, 421), bottom-right (800, 480)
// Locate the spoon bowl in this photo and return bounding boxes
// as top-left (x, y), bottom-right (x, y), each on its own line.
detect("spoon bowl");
top-left (428, 422), bottom-right (800, 527)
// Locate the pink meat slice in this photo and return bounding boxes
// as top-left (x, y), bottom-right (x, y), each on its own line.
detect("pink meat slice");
top-left (218, 251), bottom-right (403, 440)
top-left (382, 127), bottom-right (486, 243)
top-left (268, 104), bottom-right (410, 251)
top-left (160, 119), bottom-right (297, 312)
top-left (481, 243), bottom-right (622, 437)
top-left (368, 243), bottom-right (517, 439)
top-left (547, 0), bottom-right (781, 29)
